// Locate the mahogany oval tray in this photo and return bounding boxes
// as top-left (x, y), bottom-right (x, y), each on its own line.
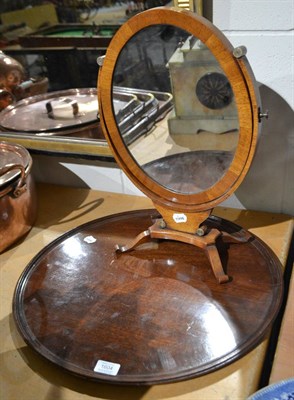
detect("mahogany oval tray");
top-left (13, 209), bottom-right (283, 384)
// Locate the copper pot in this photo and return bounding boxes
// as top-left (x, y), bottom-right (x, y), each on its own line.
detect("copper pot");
top-left (0, 51), bottom-right (48, 108)
top-left (0, 51), bottom-right (25, 93)
top-left (0, 141), bottom-right (37, 253)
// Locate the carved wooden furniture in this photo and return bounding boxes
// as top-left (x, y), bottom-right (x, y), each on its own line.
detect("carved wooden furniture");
top-left (98, 8), bottom-right (260, 283)
top-left (13, 8), bottom-right (282, 384)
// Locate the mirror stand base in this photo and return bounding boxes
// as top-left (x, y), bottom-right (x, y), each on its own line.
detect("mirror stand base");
top-left (116, 218), bottom-right (234, 284)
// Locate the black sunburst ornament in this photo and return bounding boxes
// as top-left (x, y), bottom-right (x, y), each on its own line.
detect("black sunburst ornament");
top-left (196, 72), bottom-right (234, 110)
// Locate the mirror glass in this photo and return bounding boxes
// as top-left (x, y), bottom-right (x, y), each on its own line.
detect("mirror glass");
top-left (0, 1), bottom-right (125, 157)
top-left (112, 25), bottom-right (239, 194)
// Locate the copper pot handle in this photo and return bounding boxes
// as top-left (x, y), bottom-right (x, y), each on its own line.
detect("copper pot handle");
top-left (0, 164), bottom-right (27, 198)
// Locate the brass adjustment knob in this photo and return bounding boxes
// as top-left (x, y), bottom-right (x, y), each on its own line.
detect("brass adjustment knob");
top-left (258, 109), bottom-right (269, 122)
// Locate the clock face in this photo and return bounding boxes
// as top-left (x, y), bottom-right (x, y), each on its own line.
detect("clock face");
top-left (196, 72), bottom-right (234, 110)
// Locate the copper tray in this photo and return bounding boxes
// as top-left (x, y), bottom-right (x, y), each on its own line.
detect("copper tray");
top-left (13, 210), bottom-right (283, 384)
top-left (0, 87), bottom-right (172, 142)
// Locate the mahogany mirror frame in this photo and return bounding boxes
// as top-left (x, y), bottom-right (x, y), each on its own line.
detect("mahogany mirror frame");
top-left (98, 7), bottom-right (260, 218)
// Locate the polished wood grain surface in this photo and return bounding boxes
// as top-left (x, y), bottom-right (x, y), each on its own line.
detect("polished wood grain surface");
top-left (1, 183), bottom-right (293, 399)
top-left (13, 209), bottom-right (283, 384)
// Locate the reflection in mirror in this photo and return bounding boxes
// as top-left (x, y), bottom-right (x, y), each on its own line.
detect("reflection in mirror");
top-left (0, 1), bottom-right (122, 152)
top-left (0, 88), bottom-right (102, 139)
top-left (113, 25), bottom-right (239, 194)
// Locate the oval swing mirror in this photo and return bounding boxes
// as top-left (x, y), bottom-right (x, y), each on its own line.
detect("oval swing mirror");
top-left (98, 7), bottom-right (260, 283)
top-left (98, 8), bottom-right (259, 217)
top-left (113, 25), bottom-right (239, 196)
